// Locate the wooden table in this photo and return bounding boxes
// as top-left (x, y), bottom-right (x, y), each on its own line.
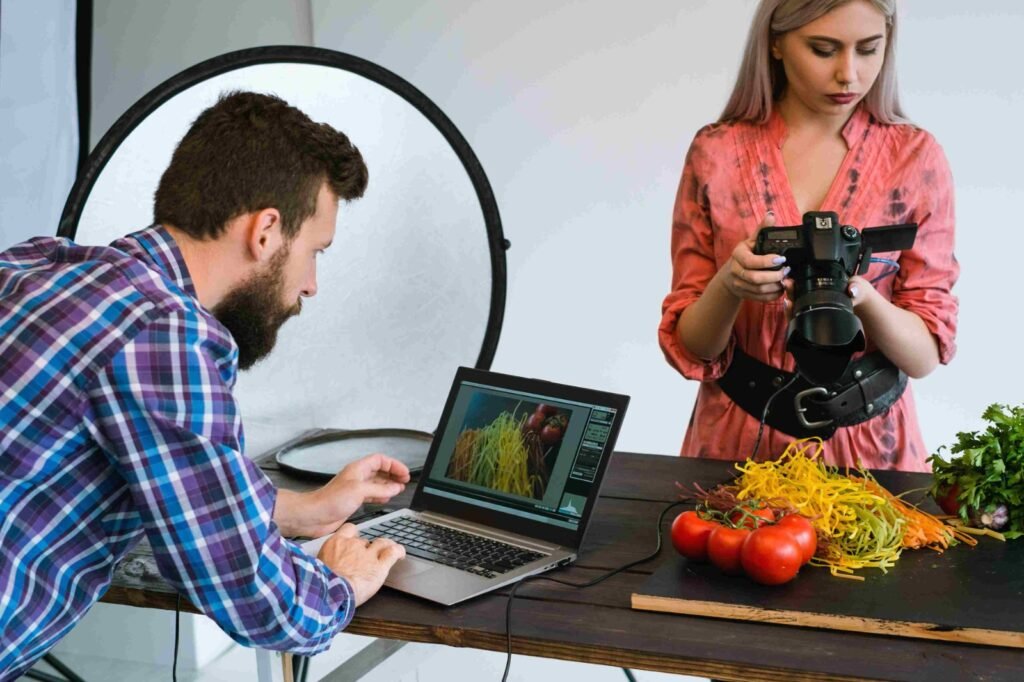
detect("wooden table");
top-left (100, 453), bottom-right (1024, 681)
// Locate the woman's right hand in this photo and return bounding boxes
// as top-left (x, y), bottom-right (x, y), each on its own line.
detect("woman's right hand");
top-left (718, 213), bottom-right (791, 302)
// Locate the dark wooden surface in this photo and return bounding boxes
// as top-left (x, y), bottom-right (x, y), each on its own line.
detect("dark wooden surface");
top-left (633, 470), bottom-right (1024, 648)
top-left (101, 452), bottom-right (1024, 681)
top-left (634, 538), bottom-right (1024, 648)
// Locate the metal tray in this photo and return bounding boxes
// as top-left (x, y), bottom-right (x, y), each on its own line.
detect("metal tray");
top-left (272, 428), bottom-right (434, 479)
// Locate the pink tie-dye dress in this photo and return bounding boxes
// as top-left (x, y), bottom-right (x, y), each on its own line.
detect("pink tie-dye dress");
top-left (659, 106), bottom-right (958, 471)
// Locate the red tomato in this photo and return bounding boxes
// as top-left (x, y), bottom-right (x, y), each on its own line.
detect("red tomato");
top-left (707, 525), bottom-right (751, 574)
top-left (539, 424), bottom-right (563, 445)
top-left (535, 404), bottom-right (558, 417)
top-left (525, 412), bottom-right (546, 433)
top-left (776, 514), bottom-right (817, 565)
top-left (670, 511), bottom-right (718, 562)
top-left (728, 503), bottom-right (775, 529)
top-left (935, 483), bottom-right (961, 516)
top-left (740, 526), bottom-right (803, 585)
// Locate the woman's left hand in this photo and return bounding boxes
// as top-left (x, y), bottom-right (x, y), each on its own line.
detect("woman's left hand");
top-left (780, 275), bottom-right (875, 319)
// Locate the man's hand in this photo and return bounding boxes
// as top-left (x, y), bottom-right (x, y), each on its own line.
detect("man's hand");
top-left (317, 523), bottom-right (406, 606)
top-left (274, 453), bottom-right (411, 539)
top-left (314, 453), bottom-right (411, 532)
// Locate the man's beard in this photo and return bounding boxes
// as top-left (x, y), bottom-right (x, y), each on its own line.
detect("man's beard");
top-left (212, 248), bottom-right (302, 370)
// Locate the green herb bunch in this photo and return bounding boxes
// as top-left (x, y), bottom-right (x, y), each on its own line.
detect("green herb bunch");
top-left (928, 403), bottom-right (1024, 540)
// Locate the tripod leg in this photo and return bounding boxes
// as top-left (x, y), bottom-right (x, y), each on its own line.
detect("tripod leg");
top-left (42, 654), bottom-right (89, 682)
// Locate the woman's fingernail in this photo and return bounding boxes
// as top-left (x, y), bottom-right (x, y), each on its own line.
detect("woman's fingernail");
top-left (766, 210), bottom-right (774, 217)
top-left (782, 266), bottom-right (791, 276)
top-left (772, 256), bottom-right (786, 265)
top-left (850, 286), bottom-right (859, 298)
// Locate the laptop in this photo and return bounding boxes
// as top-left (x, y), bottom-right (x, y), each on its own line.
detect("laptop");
top-left (304, 366), bottom-right (629, 605)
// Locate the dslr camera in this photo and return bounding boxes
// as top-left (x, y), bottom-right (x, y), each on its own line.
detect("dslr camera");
top-left (754, 211), bottom-right (917, 385)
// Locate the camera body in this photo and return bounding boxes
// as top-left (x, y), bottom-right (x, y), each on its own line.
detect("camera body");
top-left (753, 211), bottom-right (917, 384)
top-left (756, 212), bottom-right (870, 279)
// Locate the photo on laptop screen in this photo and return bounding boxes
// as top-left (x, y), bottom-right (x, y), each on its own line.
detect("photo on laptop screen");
top-left (443, 396), bottom-right (566, 500)
top-left (420, 376), bottom-right (622, 533)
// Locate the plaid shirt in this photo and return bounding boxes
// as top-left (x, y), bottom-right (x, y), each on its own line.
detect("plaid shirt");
top-left (0, 226), bottom-right (354, 681)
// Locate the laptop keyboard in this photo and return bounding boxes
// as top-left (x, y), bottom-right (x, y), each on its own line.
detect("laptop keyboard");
top-left (361, 516), bottom-right (546, 579)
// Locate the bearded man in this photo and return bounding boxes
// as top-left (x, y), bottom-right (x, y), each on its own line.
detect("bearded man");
top-left (0, 91), bottom-right (407, 681)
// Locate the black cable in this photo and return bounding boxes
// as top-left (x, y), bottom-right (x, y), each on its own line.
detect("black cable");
top-left (623, 667), bottom-right (638, 681)
top-left (750, 373), bottom-right (800, 460)
top-left (172, 593), bottom-right (181, 682)
top-left (500, 499), bottom-right (687, 682)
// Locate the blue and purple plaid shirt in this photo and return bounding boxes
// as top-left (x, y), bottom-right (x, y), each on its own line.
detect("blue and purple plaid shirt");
top-left (0, 226), bottom-right (354, 680)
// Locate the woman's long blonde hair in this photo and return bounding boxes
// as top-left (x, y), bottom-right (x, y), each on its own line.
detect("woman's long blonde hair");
top-left (719, 0), bottom-right (907, 124)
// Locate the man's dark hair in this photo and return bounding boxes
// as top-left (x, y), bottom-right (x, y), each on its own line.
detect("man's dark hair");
top-left (154, 91), bottom-right (369, 240)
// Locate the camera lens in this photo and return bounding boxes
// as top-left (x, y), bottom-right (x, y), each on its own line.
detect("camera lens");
top-left (787, 261), bottom-right (863, 383)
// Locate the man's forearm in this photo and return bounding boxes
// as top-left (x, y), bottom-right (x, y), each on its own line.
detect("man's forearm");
top-left (274, 489), bottom-right (314, 538)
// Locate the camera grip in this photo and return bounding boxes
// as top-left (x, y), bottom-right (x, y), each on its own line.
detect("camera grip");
top-left (753, 226), bottom-right (789, 270)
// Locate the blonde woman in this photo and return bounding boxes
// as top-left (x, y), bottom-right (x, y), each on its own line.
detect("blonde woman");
top-left (659, 0), bottom-right (957, 471)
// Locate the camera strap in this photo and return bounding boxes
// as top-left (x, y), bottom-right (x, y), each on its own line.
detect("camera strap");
top-left (717, 347), bottom-right (908, 440)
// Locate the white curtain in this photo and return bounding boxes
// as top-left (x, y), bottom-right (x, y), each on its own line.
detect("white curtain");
top-left (0, 0), bottom-right (79, 249)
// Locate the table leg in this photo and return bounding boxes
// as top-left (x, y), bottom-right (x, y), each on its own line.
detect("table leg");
top-left (283, 652), bottom-right (295, 682)
top-left (319, 639), bottom-right (407, 681)
top-left (255, 648), bottom-right (285, 682)
top-left (256, 638), bottom-right (410, 682)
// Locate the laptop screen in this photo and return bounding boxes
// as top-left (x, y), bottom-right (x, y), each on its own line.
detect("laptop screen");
top-left (412, 367), bottom-right (629, 548)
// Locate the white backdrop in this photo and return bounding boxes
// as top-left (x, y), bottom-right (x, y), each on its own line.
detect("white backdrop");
top-left (73, 62), bottom-right (493, 458)
top-left (309, 0), bottom-right (1024, 458)
top-left (0, 0), bottom-right (78, 247)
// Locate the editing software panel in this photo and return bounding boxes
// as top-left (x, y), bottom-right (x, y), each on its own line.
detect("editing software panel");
top-left (569, 408), bottom-right (615, 483)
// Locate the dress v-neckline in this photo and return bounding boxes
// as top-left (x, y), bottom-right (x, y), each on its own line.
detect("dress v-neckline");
top-left (765, 107), bottom-right (869, 225)
top-left (780, 144), bottom-right (853, 219)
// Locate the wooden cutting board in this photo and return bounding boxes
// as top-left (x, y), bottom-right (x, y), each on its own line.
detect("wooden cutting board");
top-left (632, 529), bottom-right (1024, 648)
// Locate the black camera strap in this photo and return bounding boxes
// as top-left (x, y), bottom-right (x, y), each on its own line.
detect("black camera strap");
top-left (718, 347), bottom-right (907, 440)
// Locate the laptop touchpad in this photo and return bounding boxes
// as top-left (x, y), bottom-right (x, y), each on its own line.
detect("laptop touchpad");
top-left (389, 558), bottom-right (433, 579)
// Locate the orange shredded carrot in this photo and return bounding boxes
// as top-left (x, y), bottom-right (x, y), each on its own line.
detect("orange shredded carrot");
top-left (862, 480), bottom-right (978, 550)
